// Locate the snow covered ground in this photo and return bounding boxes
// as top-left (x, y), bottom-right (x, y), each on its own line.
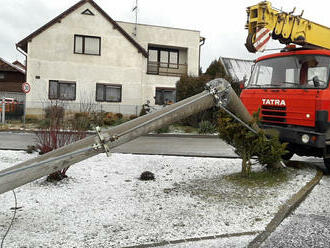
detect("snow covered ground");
top-left (0, 151), bottom-right (315, 248)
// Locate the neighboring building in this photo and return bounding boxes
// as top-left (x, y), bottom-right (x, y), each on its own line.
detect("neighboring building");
top-left (12, 60), bottom-right (26, 71)
top-left (219, 57), bottom-right (254, 84)
top-left (0, 57), bottom-right (26, 102)
top-left (16, 0), bottom-right (202, 116)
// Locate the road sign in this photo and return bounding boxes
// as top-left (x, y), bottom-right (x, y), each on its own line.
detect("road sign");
top-left (22, 82), bottom-right (31, 93)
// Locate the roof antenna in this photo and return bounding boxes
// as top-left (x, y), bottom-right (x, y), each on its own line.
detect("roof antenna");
top-left (132, 0), bottom-right (138, 37)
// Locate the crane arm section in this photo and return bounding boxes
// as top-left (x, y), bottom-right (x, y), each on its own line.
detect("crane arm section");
top-left (245, 1), bottom-right (330, 53)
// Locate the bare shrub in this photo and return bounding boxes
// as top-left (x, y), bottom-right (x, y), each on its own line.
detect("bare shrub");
top-left (79, 92), bottom-right (96, 113)
top-left (35, 128), bottom-right (87, 181)
top-left (36, 101), bottom-right (87, 181)
top-left (44, 101), bottom-right (65, 127)
top-left (71, 112), bottom-right (91, 131)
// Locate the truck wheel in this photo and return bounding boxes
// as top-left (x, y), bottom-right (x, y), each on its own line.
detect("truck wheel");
top-left (282, 150), bottom-right (294, 161)
top-left (323, 158), bottom-right (330, 170)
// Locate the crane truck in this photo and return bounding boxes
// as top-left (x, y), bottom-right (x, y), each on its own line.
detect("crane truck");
top-left (241, 1), bottom-right (330, 167)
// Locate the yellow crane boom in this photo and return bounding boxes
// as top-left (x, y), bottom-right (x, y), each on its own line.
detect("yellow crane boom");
top-left (245, 1), bottom-right (330, 53)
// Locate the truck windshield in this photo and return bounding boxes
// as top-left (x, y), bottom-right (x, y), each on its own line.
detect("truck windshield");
top-left (248, 55), bottom-right (330, 89)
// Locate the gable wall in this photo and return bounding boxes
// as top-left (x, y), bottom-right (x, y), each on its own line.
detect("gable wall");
top-left (26, 2), bottom-right (145, 113)
top-left (24, 2), bottom-right (202, 115)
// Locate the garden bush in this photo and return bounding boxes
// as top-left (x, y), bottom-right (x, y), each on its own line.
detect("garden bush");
top-left (217, 109), bottom-right (286, 176)
top-left (156, 125), bottom-right (170, 134)
top-left (71, 112), bottom-right (91, 130)
top-left (90, 111), bottom-right (106, 127)
top-left (25, 114), bottom-right (39, 123)
top-left (115, 113), bottom-right (123, 119)
top-left (35, 128), bottom-right (87, 181)
top-left (44, 105), bottom-right (65, 127)
top-left (198, 120), bottom-right (217, 134)
top-left (129, 114), bottom-right (138, 120)
top-left (36, 104), bottom-right (87, 181)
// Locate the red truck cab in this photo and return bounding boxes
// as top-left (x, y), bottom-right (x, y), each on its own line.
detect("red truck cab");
top-left (240, 49), bottom-right (330, 167)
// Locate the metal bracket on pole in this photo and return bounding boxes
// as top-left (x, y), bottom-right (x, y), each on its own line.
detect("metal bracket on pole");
top-left (205, 78), bottom-right (231, 107)
top-left (206, 78), bottom-right (257, 134)
top-left (93, 126), bottom-right (116, 157)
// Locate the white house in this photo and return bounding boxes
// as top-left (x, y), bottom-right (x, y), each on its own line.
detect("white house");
top-left (16, 0), bottom-right (203, 116)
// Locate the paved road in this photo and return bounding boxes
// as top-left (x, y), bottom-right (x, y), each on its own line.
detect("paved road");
top-left (0, 132), bottom-right (37, 150)
top-left (261, 158), bottom-right (330, 248)
top-left (112, 135), bottom-right (238, 157)
top-left (0, 132), bottom-right (238, 158)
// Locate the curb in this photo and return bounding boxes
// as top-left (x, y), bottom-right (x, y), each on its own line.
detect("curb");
top-left (144, 133), bottom-right (218, 138)
top-left (122, 231), bottom-right (260, 248)
top-left (247, 168), bottom-right (324, 248)
top-left (112, 151), bottom-right (239, 159)
top-left (0, 130), bottom-right (217, 138)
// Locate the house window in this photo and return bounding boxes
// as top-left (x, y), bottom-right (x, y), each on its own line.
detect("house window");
top-left (49, 80), bottom-right (76, 100)
top-left (96, 84), bottom-right (122, 102)
top-left (0, 73), bottom-right (4, 79)
top-left (74, 35), bottom-right (101, 55)
top-left (155, 88), bottom-right (176, 105)
top-left (148, 47), bottom-right (179, 69)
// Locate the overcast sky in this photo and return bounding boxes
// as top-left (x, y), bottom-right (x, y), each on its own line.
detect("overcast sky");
top-left (0, 0), bottom-right (329, 71)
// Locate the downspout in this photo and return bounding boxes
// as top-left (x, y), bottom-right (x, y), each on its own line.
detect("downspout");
top-left (198, 37), bottom-right (206, 76)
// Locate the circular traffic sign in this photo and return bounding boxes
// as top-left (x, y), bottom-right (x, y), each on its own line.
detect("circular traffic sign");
top-left (22, 82), bottom-right (31, 93)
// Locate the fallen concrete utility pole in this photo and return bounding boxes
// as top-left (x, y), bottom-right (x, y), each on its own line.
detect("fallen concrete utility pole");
top-left (0, 79), bottom-right (260, 195)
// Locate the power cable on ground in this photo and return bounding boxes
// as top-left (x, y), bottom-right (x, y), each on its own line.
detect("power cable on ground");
top-left (1, 190), bottom-right (17, 248)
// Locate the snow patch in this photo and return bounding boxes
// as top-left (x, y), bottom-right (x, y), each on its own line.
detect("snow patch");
top-left (0, 151), bottom-right (314, 247)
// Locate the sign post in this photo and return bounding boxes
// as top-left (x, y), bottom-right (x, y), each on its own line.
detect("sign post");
top-left (1, 98), bottom-right (5, 125)
top-left (22, 82), bottom-right (31, 126)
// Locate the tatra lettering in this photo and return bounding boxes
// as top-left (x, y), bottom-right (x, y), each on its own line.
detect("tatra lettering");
top-left (262, 99), bottom-right (286, 106)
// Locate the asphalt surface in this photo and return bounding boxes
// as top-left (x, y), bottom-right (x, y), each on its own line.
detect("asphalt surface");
top-left (0, 132), bottom-right (36, 150)
top-left (261, 159), bottom-right (330, 248)
top-left (0, 132), bottom-right (238, 158)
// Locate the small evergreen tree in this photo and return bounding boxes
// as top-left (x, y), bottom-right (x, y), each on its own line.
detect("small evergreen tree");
top-left (175, 58), bottom-right (241, 127)
top-left (217, 109), bottom-right (286, 176)
top-left (176, 74), bottom-right (212, 101)
top-left (205, 59), bottom-right (227, 79)
top-left (176, 74), bottom-right (215, 127)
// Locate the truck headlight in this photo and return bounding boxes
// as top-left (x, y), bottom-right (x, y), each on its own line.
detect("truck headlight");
top-left (302, 134), bottom-right (310, 144)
